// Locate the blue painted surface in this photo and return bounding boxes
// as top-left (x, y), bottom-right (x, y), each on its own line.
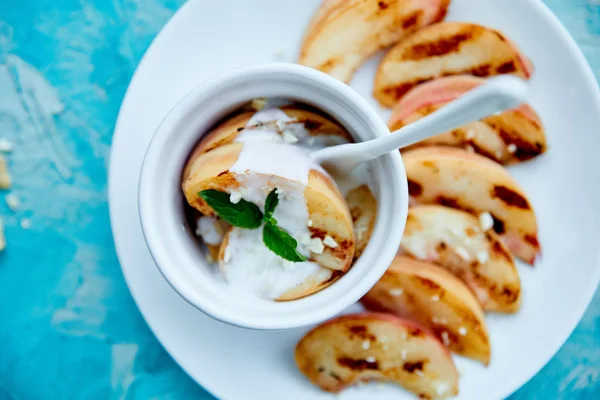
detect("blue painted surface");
top-left (0, 1), bottom-right (597, 399)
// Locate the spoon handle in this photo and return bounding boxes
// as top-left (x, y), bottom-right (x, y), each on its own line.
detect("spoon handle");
top-left (313, 75), bottom-right (528, 172)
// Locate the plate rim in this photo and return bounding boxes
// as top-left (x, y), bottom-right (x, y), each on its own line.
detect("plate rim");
top-left (108, 0), bottom-right (600, 399)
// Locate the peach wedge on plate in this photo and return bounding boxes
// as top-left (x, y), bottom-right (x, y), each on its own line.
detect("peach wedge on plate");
top-left (295, 313), bottom-right (459, 399)
top-left (400, 205), bottom-right (522, 313)
top-left (403, 146), bottom-right (540, 264)
top-left (374, 22), bottom-right (533, 106)
top-left (299, 0), bottom-right (450, 83)
top-left (362, 255), bottom-right (491, 364)
top-left (389, 76), bottom-right (547, 164)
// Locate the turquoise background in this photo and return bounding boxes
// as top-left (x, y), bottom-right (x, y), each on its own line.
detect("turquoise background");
top-left (0, 0), bottom-right (598, 398)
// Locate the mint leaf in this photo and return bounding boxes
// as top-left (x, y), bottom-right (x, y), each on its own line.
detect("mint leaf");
top-left (199, 189), bottom-right (263, 229)
top-left (263, 223), bottom-right (307, 262)
top-left (264, 188), bottom-right (279, 221)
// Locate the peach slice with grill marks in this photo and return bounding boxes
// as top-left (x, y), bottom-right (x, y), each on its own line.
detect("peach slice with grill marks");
top-left (295, 313), bottom-right (459, 398)
top-left (345, 184), bottom-right (377, 259)
top-left (403, 146), bottom-right (540, 264)
top-left (398, 205), bottom-right (521, 313)
top-left (182, 105), bottom-right (352, 179)
top-left (362, 255), bottom-right (491, 363)
top-left (299, 0), bottom-right (451, 83)
top-left (374, 22), bottom-right (533, 106)
top-left (389, 76), bottom-right (546, 164)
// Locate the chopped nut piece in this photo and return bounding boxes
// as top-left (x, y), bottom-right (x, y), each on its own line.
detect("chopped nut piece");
top-left (0, 156), bottom-right (10, 189)
top-left (229, 189), bottom-right (243, 204)
top-left (441, 331), bottom-right (450, 346)
top-left (250, 98), bottom-right (267, 111)
top-left (434, 381), bottom-right (452, 396)
top-left (309, 237), bottom-right (324, 254)
top-left (456, 247), bottom-right (470, 261)
top-left (5, 193), bottom-right (19, 211)
top-left (476, 251), bottom-right (490, 264)
top-left (323, 235), bottom-right (338, 248)
top-left (479, 212), bottom-right (494, 231)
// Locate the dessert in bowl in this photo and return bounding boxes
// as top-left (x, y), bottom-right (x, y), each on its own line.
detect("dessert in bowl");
top-left (138, 63), bottom-right (408, 330)
top-left (182, 103), bottom-right (357, 301)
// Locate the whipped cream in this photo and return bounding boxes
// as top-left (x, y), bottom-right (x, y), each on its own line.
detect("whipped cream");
top-left (222, 226), bottom-right (324, 299)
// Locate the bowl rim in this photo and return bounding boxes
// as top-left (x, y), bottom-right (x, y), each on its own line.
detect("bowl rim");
top-left (137, 63), bottom-right (409, 330)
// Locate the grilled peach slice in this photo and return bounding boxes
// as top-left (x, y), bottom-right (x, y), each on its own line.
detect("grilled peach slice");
top-left (299, 0), bottom-right (450, 83)
top-left (182, 106), bottom-right (352, 179)
top-left (182, 143), bottom-right (355, 271)
top-left (295, 313), bottom-right (459, 398)
top-left (400, 205), bottom-right (521, 312)
top-left (278, 269), bottom-right (341, 301)
top-left (374, 22), bottom-right (533, 106)
top-left (403, 146), bottom-right (540, 264)
top-left (389, 76), bottom-right (547, 164)
top-left (345, 184), bottom-right (377, 258)
top-left (362, 255), bottom-right (491, 364)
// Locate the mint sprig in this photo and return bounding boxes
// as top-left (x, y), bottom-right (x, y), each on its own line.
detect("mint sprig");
top-left (263, 188), bottom-right (279, 222)
top-left (263, 223), bottom-right (307, 262)
top-left (199, 189), bottom-right (263, 229)
top-left (199, 188), bottom-right (307, 262)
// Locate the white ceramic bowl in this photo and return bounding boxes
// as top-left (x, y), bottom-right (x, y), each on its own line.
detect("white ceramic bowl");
top-left (138, 63), bottom-right (408, 330)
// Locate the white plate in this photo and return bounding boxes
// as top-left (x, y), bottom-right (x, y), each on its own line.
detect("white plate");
top-left (108, 0), bottom-right (600, 399)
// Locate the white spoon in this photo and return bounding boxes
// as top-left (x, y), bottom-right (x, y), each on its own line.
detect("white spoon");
top-left (312, 75), bottom-right (529, 175)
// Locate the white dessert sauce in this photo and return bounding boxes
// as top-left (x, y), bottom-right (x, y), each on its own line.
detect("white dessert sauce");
top-left (195, 216), bottom-right (227, 245)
